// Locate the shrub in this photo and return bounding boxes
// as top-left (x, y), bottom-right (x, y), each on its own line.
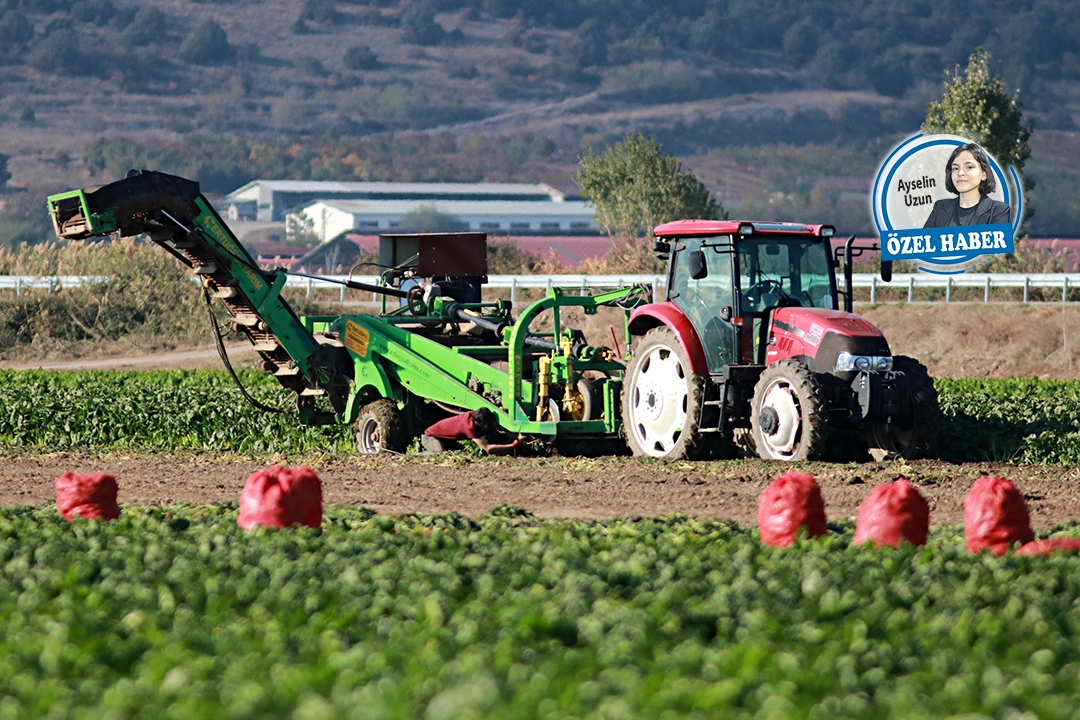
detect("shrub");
top-left (178, 19), bottom-right (235, 66)
top-left (30, 29), bottom-right (83, 74)
top-left (120, 6), bottom-right (166, 47)
top-left (343, 44), bottom-right (379, 71)
top-left (401, 1), bottom-right (445, 46)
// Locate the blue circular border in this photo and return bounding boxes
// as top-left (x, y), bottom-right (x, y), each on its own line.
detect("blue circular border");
top-left (873, 135), bottom-right (1021, 272)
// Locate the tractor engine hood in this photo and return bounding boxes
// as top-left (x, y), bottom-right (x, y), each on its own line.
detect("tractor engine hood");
top-left (767, 307), bottom-right (891, 375)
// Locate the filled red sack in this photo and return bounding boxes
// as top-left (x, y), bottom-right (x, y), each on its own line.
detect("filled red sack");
top-left (238, 465), bottom-right (323, 530)
top-left (853, 478), bottom-right (929, 548)
top-left (964, 475), bottom-right (1034, 555)
top-left (1016, 538), bottom-right (1080, 556)
top-left (757, 471), bottom-right (827, 547)
top-left (55, 472), bottom-right (121, 521)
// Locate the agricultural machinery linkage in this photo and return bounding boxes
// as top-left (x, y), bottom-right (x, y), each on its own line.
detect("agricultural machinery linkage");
top-left (48, 172), bottom-right (940, 461)
top-left (48, 171), bottom-right (647, 453)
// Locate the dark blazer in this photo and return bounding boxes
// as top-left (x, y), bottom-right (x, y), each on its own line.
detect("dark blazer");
top-left (923, 195), bottom-right (1011, 228)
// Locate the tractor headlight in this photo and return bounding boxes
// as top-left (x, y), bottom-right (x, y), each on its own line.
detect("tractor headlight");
top-left (835, 352), bottom-right (893, 373)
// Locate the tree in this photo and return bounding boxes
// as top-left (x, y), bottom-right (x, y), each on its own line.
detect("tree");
top-left (120, 7), bottom-right (166, 47)
top-left (575, 132), bottom-right (724, 244)
top-left (401, 2), bottom-right (445, 46)
top-left (922, 48), bottom-right (1032, 171)
top-left (343, 45), bottom-right (379, 71)
top-left (178, 19), bottom-right (235, 66)
top-left (398, 206), bottom-right (466, 232)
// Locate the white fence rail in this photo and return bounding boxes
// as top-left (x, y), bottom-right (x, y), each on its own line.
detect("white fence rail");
top-left (3, 273), bottom-right (1080, 304)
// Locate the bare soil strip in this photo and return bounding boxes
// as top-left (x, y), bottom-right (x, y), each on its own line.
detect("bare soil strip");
top-left (4, 453), bottom-right (1076, 530)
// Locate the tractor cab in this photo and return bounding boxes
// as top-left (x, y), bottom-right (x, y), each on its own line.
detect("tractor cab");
top-left (648, 221), bottom-right (842, 371)
top-left (624, 219), bottom-right (940, 462)
top-left (660, 221), bottom-right (840, 371)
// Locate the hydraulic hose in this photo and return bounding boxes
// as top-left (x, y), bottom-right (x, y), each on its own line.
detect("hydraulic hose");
top-left (203, 289), bottom-right (286, 414)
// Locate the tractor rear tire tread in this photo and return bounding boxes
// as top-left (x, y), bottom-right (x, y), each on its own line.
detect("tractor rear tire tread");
top-left (622, 327), bottom-right (707, 460)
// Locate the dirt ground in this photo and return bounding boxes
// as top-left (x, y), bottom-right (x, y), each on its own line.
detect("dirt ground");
top-left (5, 303), bottom-right (1080, 379)
top-left (4, 303), bottom-right (1080, 527)
top-left (4, 452), bottom-right (1079, 530)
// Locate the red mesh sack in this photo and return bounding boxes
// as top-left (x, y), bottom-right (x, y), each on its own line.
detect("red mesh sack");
top-left (964, 475), bottom-right (1034, 555)
top-left (1016, 538), bottom-right (1080, 556)
top-left (238, 465), bottom-right (323, 530)
top-left (757, 471), bottom-right (827, 547)
top-left (55, 472), bottom-right (120, 521)
top-left (853, 478), bottom-right (930, 548)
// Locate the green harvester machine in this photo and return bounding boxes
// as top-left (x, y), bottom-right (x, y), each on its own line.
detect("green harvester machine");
top-left (47, 171), bottom-right (648, 453)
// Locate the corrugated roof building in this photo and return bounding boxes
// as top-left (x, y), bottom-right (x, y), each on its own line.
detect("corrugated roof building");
top-left (222, 179), bottom-right (568, 222)
top-left (291, 199), bottom-right (598, 243)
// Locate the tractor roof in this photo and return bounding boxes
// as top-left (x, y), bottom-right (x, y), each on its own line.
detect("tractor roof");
top-left (653, 219), bottom-right (835, 238)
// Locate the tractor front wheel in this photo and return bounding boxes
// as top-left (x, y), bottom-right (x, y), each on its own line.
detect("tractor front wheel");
top-left (354, 399), bottom-right (409, 454)
top-left (622, 327), bottom-right (706, 459)
top-left (865, 356), bottom-right (940, 461)
top-left (750, 360), bottom-right (828, 461)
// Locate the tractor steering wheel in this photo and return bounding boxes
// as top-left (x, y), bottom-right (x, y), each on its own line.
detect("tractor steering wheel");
top-left (744, 279), bottom-right (784, 309)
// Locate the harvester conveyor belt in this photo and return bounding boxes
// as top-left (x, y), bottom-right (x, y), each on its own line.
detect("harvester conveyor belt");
top-left (47, 171), bottom-right (352, 417)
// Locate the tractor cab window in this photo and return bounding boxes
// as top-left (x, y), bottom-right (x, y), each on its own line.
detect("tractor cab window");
top-left (668, 236), bottom-right (736, 371)
top-left (737, 237), bottom-right (834, 314)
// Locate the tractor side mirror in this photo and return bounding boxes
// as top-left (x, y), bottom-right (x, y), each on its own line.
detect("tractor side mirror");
top-left (652, 240), bottom-right (670, 258)
top-left (689, 250), bottom-right (708, 279)
top-left (720, 305), bottom-right (732, 321)
top-left (881, 260), bottom-right (893, 283)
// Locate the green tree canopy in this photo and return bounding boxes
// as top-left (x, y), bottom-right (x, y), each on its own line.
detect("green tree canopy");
top-left (575, 132), bottom-right (724, 243)
top-left (398, 206), bottom-right (467, 232)
top-left (178, 19), bottom-right (234, 66)
top-left (922, 48), bottom-right (1032, 170)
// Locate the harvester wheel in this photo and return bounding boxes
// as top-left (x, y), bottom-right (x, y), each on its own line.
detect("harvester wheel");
top-left (865, 356), bottom-right (940, 461)
top-left (750, 360), bottom-right (828, 461)
top-left (354, 399), bottom-right (409, 454)
top-left (622, 327), bottom-right (706, 459)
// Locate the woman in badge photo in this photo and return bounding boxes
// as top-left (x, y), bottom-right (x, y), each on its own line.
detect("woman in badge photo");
top-left (923, 143), bottom-right (1011, 228)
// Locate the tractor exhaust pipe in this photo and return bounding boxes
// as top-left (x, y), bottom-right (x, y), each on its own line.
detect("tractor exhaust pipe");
top-left (843, 235), bottom-right (855, 313)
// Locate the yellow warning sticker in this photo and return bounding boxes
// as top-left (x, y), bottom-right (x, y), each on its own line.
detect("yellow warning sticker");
top-left (344, 320), bottom-right (370, 357)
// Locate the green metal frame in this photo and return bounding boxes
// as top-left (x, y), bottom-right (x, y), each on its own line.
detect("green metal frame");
top-left (47, 171), bottom-right (648, 444)
top-left (323, 284), bottom-right (641, 437)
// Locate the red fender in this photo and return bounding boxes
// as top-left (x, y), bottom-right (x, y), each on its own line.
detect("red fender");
top-left (627, 302), bottom-right (709, 376)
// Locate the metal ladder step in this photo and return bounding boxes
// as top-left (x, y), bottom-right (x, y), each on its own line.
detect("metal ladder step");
top-left (212, 285), bottom-right (239, 300)
top-left (231, 312), bottom-right (262, 327)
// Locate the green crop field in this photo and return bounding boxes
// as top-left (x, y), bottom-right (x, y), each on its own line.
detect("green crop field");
top-left (1, 505), bottom-right (1079, 719)
top-left (1, 369), bottom-right (1079, 464)
top-left (3, 369), bottom-right (1080, 718)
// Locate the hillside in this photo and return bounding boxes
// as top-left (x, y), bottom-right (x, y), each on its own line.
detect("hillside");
top-left (0, 0), bottom-right (1078, 244)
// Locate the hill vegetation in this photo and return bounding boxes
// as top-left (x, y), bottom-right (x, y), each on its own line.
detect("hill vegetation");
top-left (0, 0), bottom-right (1076, 248)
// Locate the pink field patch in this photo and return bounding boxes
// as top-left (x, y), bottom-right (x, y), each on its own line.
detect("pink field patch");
top-left (1015, 538), bottom-right (1080, 556)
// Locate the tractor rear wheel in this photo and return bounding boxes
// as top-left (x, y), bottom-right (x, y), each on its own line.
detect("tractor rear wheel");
top-left (622, 327), bottom-right (706, 459)
top-left (750, 360), bottom-right (828, 461)
top-left (865, 356), bottom-right (940, 461)
top-left (354, 399), bottom-right (409, 454)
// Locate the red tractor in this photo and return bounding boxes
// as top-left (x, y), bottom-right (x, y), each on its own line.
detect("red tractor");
top-left (622, 220), bottom-right (939, 461)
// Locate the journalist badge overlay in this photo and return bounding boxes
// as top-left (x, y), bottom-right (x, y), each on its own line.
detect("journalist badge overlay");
top-left (872, 134), bottom-right (1023, 274)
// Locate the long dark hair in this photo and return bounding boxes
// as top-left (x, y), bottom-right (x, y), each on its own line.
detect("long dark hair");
top-left (944, 143), bottom-right (996, 196)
